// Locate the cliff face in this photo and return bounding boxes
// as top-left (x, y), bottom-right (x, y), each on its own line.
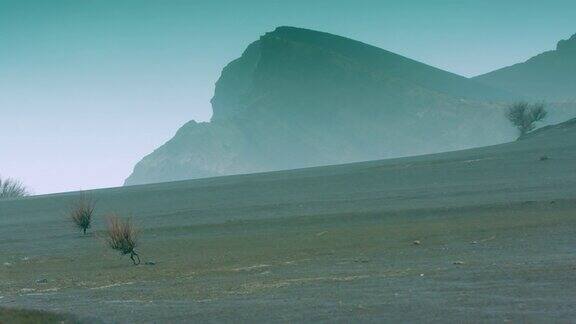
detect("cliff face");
top-left (474, 33), bottom-right (576, 101)
top-left (125, 27), bottom-right (515, 186)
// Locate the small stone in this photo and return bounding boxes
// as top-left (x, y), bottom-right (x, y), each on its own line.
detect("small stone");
top-left (539, 155), bottom-right (549, 161)
top-left (144, 261), bottom-right (156, 266)
top-left (413, 240), bottom-right (421, 245)
top-left (453, 261), bottom-right (465, 265)
top-left (36, 278), bottom-right (48, 284)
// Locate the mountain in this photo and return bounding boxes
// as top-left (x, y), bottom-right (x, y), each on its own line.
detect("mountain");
top-left (125, 26), bottom-right (515, 186)
top-left (474, 33), bottom-right (576, 101)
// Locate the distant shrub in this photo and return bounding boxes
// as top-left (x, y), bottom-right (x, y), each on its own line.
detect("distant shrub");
top-left (106, 214), bottom-right (140, 265)
top-left (506, 102), bottom-right (547, 137)
top-left (69, 193), bottom-right (95, 235)
top-left (0, 176), bottom-right (30, 200)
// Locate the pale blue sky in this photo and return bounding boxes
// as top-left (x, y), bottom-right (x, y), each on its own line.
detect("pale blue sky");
top-left (1, 0), bottom-right (575, 194)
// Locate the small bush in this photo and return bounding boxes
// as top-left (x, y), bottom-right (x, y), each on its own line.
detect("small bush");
top-left (69, 193), bottom-right (95, 235)
top-left (106, 214), bottom-right (140, 265)
top-left (506, 102), bottom-right (547, 137)
top-left (0, 176), bottom-right (30, 200)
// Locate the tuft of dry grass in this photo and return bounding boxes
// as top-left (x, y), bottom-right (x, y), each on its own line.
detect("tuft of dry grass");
top-left (69, 193), bottom-right (95, 235)
top-left (106, 214), bottom-right (140, 265)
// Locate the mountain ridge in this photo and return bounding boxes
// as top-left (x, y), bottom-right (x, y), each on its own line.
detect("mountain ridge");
top-left (474, 33), bottom-right (576, 101)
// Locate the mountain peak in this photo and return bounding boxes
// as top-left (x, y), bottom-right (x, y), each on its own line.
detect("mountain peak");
top-left (556, 33), bottom-right (576, 53)
top-left (271, 26), bottom-right (312, 33)
top-left (269, 26), bottom-right (335, 37)
top-left (211, 26), bottom-right (510, 120)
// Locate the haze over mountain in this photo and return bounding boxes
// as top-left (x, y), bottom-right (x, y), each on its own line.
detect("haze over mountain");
top-left (475, 33), bottom-right (576, 101)
top-left (125, 26), bottom-right (518, 186)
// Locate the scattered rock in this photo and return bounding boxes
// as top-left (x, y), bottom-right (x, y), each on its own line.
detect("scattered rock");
top-left (480, 236), bottom-right (496, 243)
top-left (471, 241), bottom-right (479, 244)
top-left (21, 257), bottom-right (29, 261)
top-left (316, 231), bottom-right (328, 236)
top-left (3, 262), bottom-right (12, 267)
top-left (413, 240), bottom-right (421, 245)
top-left (354, 259), bottom-right (370, 263)
top-left (233, 264), bottom-right (271, 272)
top-left (144, 261), bottom-right (156, 266)
top-left (35, 278), bottom-right (48, 284)
top-left (453, 261), bottom-right (465, 265)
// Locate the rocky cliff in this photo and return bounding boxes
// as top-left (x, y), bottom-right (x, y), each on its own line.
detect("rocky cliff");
top-left (125, 26), bottom-right (515, 186)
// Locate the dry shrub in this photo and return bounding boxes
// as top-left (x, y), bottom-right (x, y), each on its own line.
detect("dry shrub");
top-left (0, 176), bottom-right (30, 200)
top-left (69, 193), bottom-right (95, 235)
top-left (106, 214), bottom-right (140, 265)
top-left (506, 102), bottom-right (547, 137)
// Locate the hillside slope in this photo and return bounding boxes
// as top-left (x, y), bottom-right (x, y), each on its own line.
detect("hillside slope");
top-left (475, 33), bottom-right (576, 101)
top-left (125, 26), bottom-right (515, 186)
top-left (2, 118), bottom-right (576, 322)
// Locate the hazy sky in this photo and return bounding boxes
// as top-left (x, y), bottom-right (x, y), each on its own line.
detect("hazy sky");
top-left (1, 0), bottom-right (575, 195)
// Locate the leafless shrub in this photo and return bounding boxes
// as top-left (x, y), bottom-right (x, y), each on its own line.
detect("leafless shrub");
top-left (0, 176), bottom-right (30, 200)
top-left (506, 102), bottom-right (547, 137)
top-left (69, 193), bottom-right (95, 235)
top-left (106, 214), bottom-right (140, 265)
